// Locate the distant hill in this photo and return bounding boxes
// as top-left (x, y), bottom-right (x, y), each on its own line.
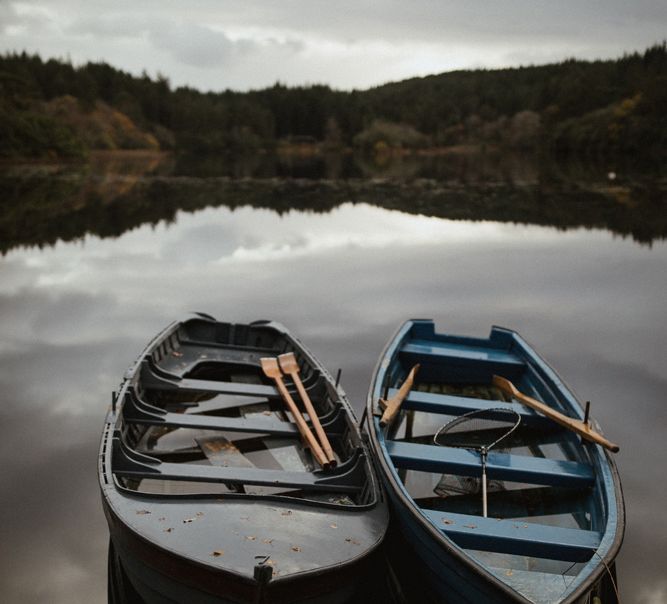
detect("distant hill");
top-left (1, 43), bottom-right (665, 160)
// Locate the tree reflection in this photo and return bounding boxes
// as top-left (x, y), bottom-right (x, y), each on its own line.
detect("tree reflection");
top-left (1, 150), bottom-right (664, 254)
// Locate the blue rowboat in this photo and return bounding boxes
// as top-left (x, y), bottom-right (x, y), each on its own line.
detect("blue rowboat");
top-left (364, 319), bottom-right (624, 604)
top-left (99, 314), bottom-right (388, 603)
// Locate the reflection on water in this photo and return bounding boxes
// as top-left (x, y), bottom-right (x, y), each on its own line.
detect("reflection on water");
top-left (0, 152), bottom-right (666, 603)
top-left (1, 150), bottom-right (665, 255)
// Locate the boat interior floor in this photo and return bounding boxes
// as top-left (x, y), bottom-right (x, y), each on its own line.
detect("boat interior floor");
top-left (383, 379), bottom-right (603, 578)
top-left (113, 332), bottom-right (374, 508)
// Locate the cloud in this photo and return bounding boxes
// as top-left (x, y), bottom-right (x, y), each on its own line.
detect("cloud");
top-left (65, 13), bottom-right (151, 39)
top-left (65, 15), bottom-right (253, 68)
top-left (0, 0), bottom-right (59, 35)
top-left (62, 12), bottom-right (306, 80)
top-left (0, 1), bottom-right (17, 32)
top-left (0, 0), bottom-right (665, 89)
top-left (154, 0), bottom-right (666, 49)
top-left (149, 22), bottom-right (237, 68)
top-left (147, 21), bottom-right (304, 71)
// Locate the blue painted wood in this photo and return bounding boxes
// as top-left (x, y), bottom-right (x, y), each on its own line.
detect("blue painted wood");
top-left (415, 486), bottom-right (591, 523)
top-left (365, 319), bottom-right (624, 602)
top-left (400, 340), bottom-right (526, 382)
top-left (403, 340), bottom-right (525, 366)
top-left (421, 509), bottom-right (601, 562)
top-left (386, 440), bottom-right (595, 487)
top-left (395, 389), bottom-right (553, 428)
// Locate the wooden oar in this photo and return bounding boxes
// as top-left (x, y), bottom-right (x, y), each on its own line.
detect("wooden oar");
top-left (260, 358), bottom-right (330, 468)
top-left (492, 375), bottom-right (619, 453)
top-left (379, 364), bottom-right (420, 427)
top-left (278, 352), bottom-right (337, 467)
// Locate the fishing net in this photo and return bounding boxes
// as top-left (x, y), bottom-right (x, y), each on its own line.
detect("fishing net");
top-left (433, 408), bottom-right (521, 514)
top-left (434, 407), bottom-right (522, 450)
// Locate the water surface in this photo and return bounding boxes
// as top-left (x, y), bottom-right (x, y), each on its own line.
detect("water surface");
top-left (0, 152), bottom-right (665, 603)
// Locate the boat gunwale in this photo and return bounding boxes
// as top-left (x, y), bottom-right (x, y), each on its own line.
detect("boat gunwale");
top-left (502, 325), bottom-right (625, 599)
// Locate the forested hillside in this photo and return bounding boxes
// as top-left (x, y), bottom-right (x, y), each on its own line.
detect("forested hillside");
top-left (1, 43), bottom-right (665, 160)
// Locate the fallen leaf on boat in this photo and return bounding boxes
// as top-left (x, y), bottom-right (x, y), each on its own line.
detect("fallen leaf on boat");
top-left (291, 545), bottom-right (301, 552)
top-left (281, 510), bottom-right (292, 516)
top-left (262, 539), bottom-right (273, 544)
top-left (204, 441), bottom-right (233, 453)
top-left (196, 512), bottom-right (204, 517)
top-left (345, 538), bottom-right (360, 545)
top-left (172, 351), bottom-right (183, 357)
top-left (212, 550), bottom-right (224, 557)
top-left (463, 524), bottom-right (477, 529)
top-left (441, 518), bottom-right (454, 525)
top-left (330, 523), bottom-right (337, 529)
top-left (245, 536), bottom-right (256, 541)
top-left (163, 528), bottom-right (173, 533)
top-left (136, 510), bottom-right (151, 515)
top-left (506, 570), bottom-right (513, 577)
top-left (183, 517), bottom-right (197, 523)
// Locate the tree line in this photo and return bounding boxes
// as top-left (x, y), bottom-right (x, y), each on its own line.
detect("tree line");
top-left (0, 43), bottom-right (665, 160)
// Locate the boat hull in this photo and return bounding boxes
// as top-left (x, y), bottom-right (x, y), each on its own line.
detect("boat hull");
top-left (365, 319), bottom-right (624, 604)
top-left (99, 314), bottom-right (389, 603)
top-left (102, 486), bottom-right (387, 604)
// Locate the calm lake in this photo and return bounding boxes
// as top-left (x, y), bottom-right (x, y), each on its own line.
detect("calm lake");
top-left (0, 151), bottom-right (665, 603)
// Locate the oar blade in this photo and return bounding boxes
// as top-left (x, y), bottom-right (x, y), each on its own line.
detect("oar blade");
top-left (278, 352), bottom-right (299, 374)
top-left (260, 357), bottom-right (282, 378)
top-left (492, 375), bottom-right (619, 453)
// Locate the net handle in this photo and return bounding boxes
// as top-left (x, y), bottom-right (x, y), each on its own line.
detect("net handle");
top-left (481, 448), bottom-right (488, 517)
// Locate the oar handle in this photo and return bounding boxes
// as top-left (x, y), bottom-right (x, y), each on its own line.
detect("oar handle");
top-left (277, 353), bottom-right (337, 467)
top-left (291, 376), bottom-right (337, 467)
top-left (492, 375), bottom-right (619, 453)
top-left (273, 376), bottom-right (331, 468)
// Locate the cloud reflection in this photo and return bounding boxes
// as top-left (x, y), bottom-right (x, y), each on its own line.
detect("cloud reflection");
top-left (0, 201), bottom-right (665, 601)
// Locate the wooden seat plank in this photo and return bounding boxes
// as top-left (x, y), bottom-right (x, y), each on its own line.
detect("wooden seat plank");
top-left (386, 440), bottom-right (594, 487)
top-left (421, 509), bottom-right (600, 561)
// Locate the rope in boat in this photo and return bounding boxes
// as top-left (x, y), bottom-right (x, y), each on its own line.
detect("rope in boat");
top-left (559, 552), bottom-right (621, 604)
top-left (591, 551), bottom-right (622, 604)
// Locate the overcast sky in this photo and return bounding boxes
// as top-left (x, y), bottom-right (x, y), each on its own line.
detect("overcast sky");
top-left (1, 0), bottom-right (665, 91)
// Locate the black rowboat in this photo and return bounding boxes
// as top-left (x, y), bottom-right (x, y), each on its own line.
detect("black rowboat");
top-left (99, 314), bottom-right (388, 603)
